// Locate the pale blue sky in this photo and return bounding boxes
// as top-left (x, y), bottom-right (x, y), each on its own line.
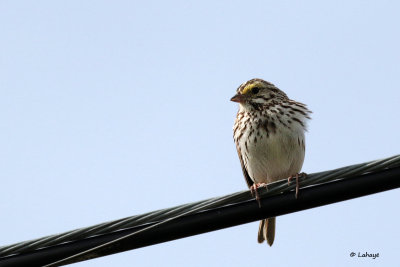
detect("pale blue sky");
top-left (1, 1), bottom-right (399, 266)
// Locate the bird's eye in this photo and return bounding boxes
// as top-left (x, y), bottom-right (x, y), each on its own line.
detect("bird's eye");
top-left (252, 87), bottom-right (260, 94)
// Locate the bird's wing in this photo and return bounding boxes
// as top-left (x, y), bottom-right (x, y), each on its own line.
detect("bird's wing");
top-left (236, 144), bottom-right (253, 188)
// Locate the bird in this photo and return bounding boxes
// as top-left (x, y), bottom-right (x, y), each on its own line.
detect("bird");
top-left (231, 78), bottom-right (311, 246)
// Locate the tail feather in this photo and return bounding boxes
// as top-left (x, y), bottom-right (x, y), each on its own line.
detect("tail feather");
top-left (257, 217), bottom-right (276, 246)
top-left (257, 219), bottom-right (266, 243)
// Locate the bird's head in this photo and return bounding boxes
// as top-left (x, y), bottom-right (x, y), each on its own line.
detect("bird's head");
top-left (231, 78), bottom-right (288, 109)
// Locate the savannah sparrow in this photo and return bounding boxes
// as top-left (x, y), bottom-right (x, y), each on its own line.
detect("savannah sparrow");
top-left (231, 78), bottom-right (311, 246)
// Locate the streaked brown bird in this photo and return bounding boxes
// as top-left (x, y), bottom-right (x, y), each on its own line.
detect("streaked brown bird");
top-left (231, 78), bottom-right (311, 246)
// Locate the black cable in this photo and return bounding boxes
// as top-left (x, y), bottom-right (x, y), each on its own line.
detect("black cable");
top-left (0, 166), bottom-right (399, 267)
top-left (2, 155), bottom-right (398, 257)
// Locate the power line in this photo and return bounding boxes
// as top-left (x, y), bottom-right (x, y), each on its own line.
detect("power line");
top-left (0, 155), bottom-right (399, 266)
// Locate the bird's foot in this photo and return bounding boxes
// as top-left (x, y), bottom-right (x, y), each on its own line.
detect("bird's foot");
top-left (287, 172), bottom-right (307, 198)
top-left (250, 183), bottom-right (268, 207)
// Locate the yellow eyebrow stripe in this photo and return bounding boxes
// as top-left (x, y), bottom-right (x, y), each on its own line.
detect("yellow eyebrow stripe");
top-left (241, 81), bottom-right (263, 95)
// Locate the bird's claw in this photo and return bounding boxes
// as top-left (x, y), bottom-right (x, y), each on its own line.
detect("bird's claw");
top-left (250, 183), bottom-right (268, 207)
top-left (287, 172), bottom-right (307, 198)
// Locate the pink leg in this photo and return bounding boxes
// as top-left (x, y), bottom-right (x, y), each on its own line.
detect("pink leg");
top-left (250, 183), bottom-right (267, 207)
top-left (287, 172), bottom-right (307, 198)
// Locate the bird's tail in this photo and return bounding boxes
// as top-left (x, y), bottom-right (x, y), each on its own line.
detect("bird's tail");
top-left (257, 217), bottom-right (276, 246)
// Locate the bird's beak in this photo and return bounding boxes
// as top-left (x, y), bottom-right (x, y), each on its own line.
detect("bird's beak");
top-left (230, 93), bottom-right (246, 103)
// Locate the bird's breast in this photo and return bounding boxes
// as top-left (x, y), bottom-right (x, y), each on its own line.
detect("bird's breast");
top-left (234, 114), bottom-right (306, 184)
